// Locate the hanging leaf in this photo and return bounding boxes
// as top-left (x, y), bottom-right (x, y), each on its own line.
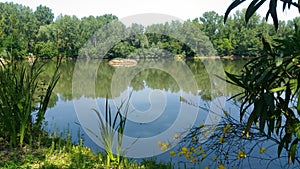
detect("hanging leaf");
top-left (246, 0), bottom-right (266, 23)
top-left (269, 86), bottom-right (286, 93)
top-left (269, 0), bottom-right (279, 30)
top-left (275, 56), bottom-right (283, 66)
top-left (262, 37), bottom-right (272, 53)
top-left (297, 94), bottom-right (300, 114)
top-left (288, 138), bottom-right (298, 163)
top-left (225, 71), bottom-right (245, 88)
top-left (290, 79), bottom-right (298, 94)
top-left (295, 123), bottom-right (300, 139)
top-left (224, 0), bottom-right (246, 23)
top-left (278, 134), bottom-right (289, 157)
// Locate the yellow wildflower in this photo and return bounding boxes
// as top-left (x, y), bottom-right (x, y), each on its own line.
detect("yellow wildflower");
top-left (213, 156), bottom-right (218, 161)
top-left (190, 157), bottom-right (196, 163)
top-left (219, 137), bottom-right (225, 143)
top-left (237, 150), bottom-right (246, 159)
top-left (160, 144), bottom-right (168, 151)
top-left (165, 141), bottom-right (171, 147)
top-left (182, 147), bottom-right (188, 153)
top-left (184, 154), bottom-right (191, 159)
top-left (260, 147), bottom-right (266, 154)
top-left (173, 133), bottom-right (179, 140)
top-left (223, 128), bottom-right (227, 135)
top-left (199, 124), bottom-right (205, 128)
top-left (157, 141), bottom-right (162, 147)
top-left (199, 124), bottom-right (205, 129)
top-left (242, 130), bottom-right (249, 137)
top-left (202, 153), bottom-right (207, 159)
top-left (170, 151), bottom-right (176, 156)
top-left (223, 110), bottom-right (229, 116)
top-left (180, 96), bottom-right (186, 102)
top-left (197, 146), bottom-right (202, 150)
top-left (159, 141), bottom-right (171, 151)
top-left (217, 164), bottom-right (226, 169)
top-left (178, 152), bottom-right (183, 157)
top-left (190, 147), bottom-right (196, 153)
top-left (204, 167), bottom-right (209, 169)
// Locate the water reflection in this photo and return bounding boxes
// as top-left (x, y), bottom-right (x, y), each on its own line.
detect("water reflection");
top-left (43, 59), bottom-right (246, 106)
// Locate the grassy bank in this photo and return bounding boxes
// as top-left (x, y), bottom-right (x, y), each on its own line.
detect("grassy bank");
top-left (0, 134), bottom-right (172, 169)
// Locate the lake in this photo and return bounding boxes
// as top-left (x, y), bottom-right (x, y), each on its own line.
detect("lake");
top-left (40, 59), bottom-right (297, 168)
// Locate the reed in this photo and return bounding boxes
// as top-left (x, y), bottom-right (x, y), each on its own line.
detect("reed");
top-left (0, 55), bottom-right (60, 148)
top-left (87, 94), bottom-right (131, 168)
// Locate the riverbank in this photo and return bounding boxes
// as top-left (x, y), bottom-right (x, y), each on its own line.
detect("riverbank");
top-left (0, 134), bottom-right (172, 169)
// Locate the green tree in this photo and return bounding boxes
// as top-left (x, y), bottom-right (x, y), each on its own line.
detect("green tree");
top-left (35, 41), bottom-right (58, 58)
top-left (54, 15), bottom-right (81, 58)
top-left (34, 5), bottom-right (54, 26)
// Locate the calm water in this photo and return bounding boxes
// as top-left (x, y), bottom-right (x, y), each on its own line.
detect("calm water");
top-left (41, 59), bottom-right (297, 168)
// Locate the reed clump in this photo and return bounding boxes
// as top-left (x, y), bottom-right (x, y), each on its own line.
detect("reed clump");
top-left (0, 55), bottom-right (60, 148)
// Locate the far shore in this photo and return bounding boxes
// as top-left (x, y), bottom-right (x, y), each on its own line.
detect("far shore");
top-left (0, 55), bottom-right (255, 64)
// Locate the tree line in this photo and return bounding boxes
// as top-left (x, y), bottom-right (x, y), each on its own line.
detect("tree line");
top-left (0, 2), bottom-right (299, 59)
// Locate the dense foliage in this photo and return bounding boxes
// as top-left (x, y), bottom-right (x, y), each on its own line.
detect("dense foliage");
top-left (1, 2), bottom-right (300, 60)
top-left (224, 0), bottom-right (300, 164)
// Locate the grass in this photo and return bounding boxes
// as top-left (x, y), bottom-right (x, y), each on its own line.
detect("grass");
top-left (0, 133), bottom-right (173, 169)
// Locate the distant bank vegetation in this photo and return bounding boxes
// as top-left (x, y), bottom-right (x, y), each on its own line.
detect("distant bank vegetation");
top-left (0, 2), bottom-right (299, 60)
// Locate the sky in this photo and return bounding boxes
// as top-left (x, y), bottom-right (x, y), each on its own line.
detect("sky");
top-left (1, 0), bottom-right (299, 22)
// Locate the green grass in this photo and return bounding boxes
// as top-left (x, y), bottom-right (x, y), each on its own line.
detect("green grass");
top-left (0, 134), bottom-right (173, 169)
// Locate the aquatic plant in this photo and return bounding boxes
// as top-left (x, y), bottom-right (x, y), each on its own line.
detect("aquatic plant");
top-left (87, 94), bottom-right (131, 168)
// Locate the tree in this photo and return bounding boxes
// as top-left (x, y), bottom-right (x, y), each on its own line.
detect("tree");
top-left (35, 41), bottom-right (58, 58)
top-left (34, 5), bottom-right (54, 26)
top-left (54, 15), bottom-right (81, 58)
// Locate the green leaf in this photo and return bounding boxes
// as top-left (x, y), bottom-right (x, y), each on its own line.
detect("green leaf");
top-left (290, 79), bottom-right (298, 94)
top-left (224, 0), bottom-right (246, 23)
top-left (246, 107), bottom-right (259, 133)
top-left (289, 138), bottom-right (298, 163)
top-left (275, 56), bottom-right (283, 66)
top-left (17, 103), bottom-right (23, 111)
top-left (269, 86), bottom-right (286, 93)
top-left (297, 94), bottom-right (300, 115)
top-left (245, 0), bottom-right (266, 23)
top-left (225, 71), bottom-right (245, 88)
top-left (262, 37), bottom-right (272, 52)
top-left (278, 136), bottom-right (285, 157)
top-left (268, 0), bottom-right (279, 30)
top-left (295, 123), bottom-right (300, 139)
top-left (278, 134), bottom-right (290, 158)
top-left (268, 116), bottom-right (275, 136)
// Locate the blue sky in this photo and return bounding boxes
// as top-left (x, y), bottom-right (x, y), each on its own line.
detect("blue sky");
top-left (1, 0), bottom-right (299, 21)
